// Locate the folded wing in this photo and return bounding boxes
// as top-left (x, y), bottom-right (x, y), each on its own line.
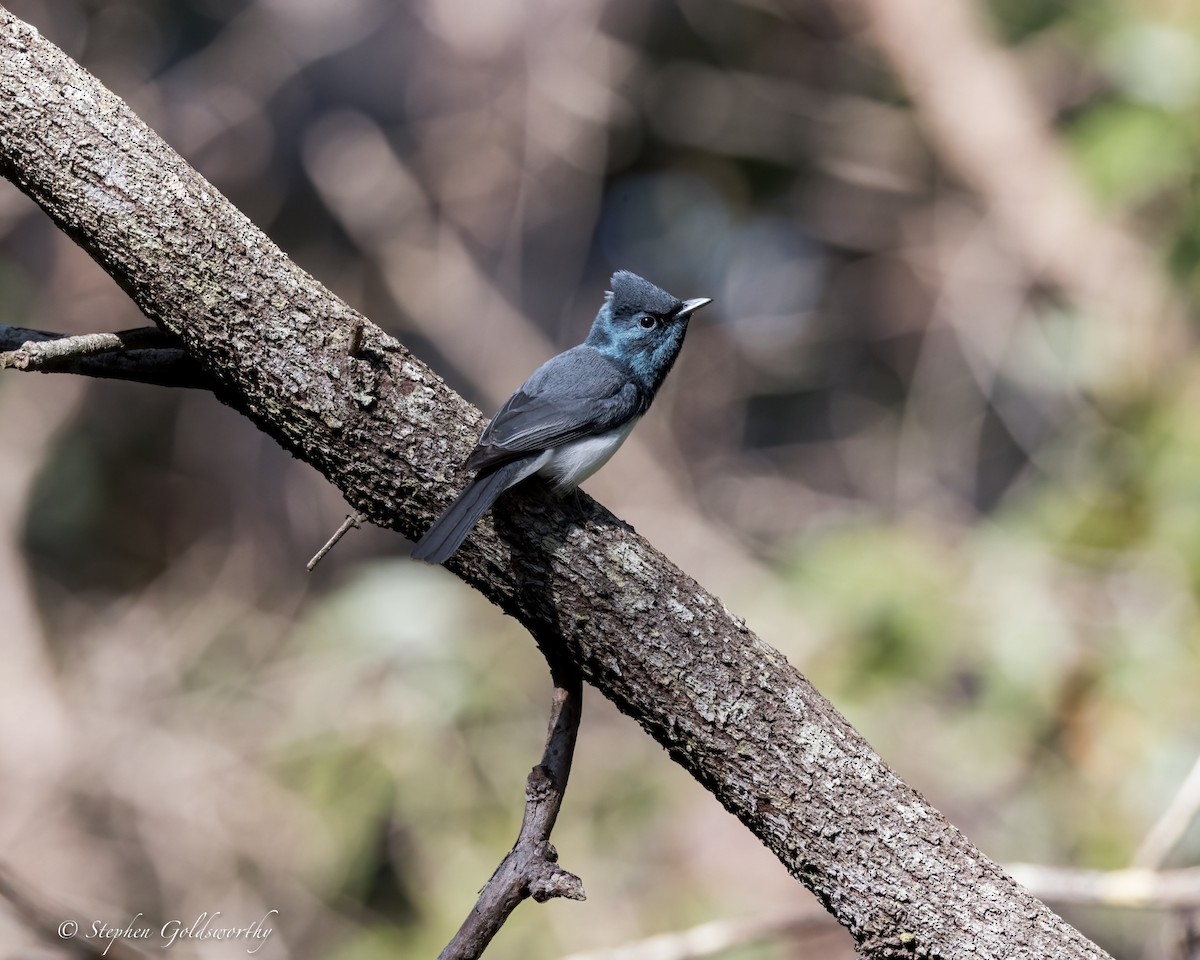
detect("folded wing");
top-left (465, 347), bottom-right (645, 474)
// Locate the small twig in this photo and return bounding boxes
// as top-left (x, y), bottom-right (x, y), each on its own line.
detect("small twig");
top-left (559, 910), bottom-right (837, 960)
top-left (1134, 753), bottom-right (1200, 869)
top-left (306, 513), bottom-right (364, 571)
top-left (0, 325), bottom-right (209, 388)
top-left (438, 661), bottom-right (585, 960)
top-left (1, 325), bottom-right (171, 369)
top-left (1007, 863), bottom-right (1200, 910)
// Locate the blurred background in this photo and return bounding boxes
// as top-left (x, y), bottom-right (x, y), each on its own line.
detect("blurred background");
top-left (2, 0), bottom-right (1200, 957)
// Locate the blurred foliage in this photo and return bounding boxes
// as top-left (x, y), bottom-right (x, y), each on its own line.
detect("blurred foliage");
top-left (3, 0), bottom-right (1200, 959)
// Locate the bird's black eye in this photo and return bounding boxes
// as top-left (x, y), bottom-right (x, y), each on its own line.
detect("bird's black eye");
top-left (638, 315), bottom-right (657, 330)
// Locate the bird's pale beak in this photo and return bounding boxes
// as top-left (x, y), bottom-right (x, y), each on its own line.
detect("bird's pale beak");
top-left (675, 297), bottom-right (712, 319)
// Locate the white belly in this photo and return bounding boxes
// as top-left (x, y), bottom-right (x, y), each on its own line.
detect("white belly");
top-left (535, 418), bottom-right (639, 491)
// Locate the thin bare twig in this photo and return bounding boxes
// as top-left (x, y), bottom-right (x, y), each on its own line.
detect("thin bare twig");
top-left (1, 325), bottom-right (167, 367)
top-left (0, 325), bottom-right (208, 388)
top-left (1007, 863), bottom-right (1200, 910)
top-left (1134, 753), bottom-right (1200, 869)
top-left (438, 662), bottom-right (585, 960)
top-left (306, 513), bottom-right (364, 571)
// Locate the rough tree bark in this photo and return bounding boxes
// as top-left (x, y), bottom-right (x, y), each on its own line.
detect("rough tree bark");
top-left (0, 9), bottom-right (1112, 959)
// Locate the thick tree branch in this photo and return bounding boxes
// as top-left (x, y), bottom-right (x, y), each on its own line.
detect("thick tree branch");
top-left (439, 661), bottom-right (585, 960)
top-left (0, 9), bottom-right (1112, 959)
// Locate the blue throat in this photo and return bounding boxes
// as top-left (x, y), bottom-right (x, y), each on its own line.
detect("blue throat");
top-left (633, 321), bottom-right (687, 393)
top-left (585, 304), bottom-right (688, 398)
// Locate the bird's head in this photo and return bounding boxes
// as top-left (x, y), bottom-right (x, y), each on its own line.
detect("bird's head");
top-left (586, 270), bottom-right (711, 391)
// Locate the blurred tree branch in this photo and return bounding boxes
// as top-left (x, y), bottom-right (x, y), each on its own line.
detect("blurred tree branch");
top-left (1135, 752), bottom-right (1200, 870)
top-left (0, 8), bottom-right (1112, 959)
top-left (559, 909), bottom-right (838, 960)
top-left (1007, 864), bottom-right (1200, 911)
top-left (0, 866), bottom-right (147, 960)
top-left (852, 0), bottom-right (1191, 395)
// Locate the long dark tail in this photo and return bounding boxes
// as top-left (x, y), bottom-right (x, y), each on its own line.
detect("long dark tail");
top-left (411, 461), bottom-right (530, 564)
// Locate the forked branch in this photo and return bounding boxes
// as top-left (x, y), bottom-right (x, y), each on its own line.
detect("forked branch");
top-left (439, 661), bottom-right (585, 960)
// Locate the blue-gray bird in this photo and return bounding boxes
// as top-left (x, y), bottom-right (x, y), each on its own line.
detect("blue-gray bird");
top-left (412, 270), bottom-right (711, 564)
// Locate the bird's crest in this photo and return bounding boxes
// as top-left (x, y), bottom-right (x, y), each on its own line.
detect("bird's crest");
top-left (608, 270), bottom-right (681, 319)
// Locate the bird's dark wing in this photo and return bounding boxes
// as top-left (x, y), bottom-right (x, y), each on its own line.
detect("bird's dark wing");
top-left (464, 347), bottom-right (644, 474)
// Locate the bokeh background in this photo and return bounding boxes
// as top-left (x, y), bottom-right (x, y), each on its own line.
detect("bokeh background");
top-left (2, 0), bottom-right (1200, 957)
